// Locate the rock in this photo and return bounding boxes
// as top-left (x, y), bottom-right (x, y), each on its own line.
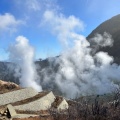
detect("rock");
top-left (7, 104), bottom-right (17, 117)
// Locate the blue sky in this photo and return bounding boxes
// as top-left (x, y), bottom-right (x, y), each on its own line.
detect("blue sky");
top-left (0, 0), bottom-right (120, 60)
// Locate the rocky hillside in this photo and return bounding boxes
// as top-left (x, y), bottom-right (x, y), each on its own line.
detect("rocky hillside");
top-left (0, 80), bottom-right (68, 120)
top-left (0, 80), bottom-right (120, 120)
top-left (0, 62), bottom-right (19, 84)
top-left (87, 14), bottom-right (120, 64)
top-left (0, 80), bottom-right (20, 94)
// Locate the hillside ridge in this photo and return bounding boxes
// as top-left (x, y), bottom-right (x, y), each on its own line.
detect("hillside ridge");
top-left (87, 14), bottom-right (120, 64)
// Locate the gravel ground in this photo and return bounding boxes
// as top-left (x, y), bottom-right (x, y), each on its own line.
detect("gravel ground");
top-left (14, 92), bottom-right (55, 111)
top-left (0, 88), bottom-right (38, 106)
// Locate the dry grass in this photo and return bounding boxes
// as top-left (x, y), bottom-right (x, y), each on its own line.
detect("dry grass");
top-left (48, 95), bottom-right (120, 120)
top-left (12, 116), bottom-right (52, 120)
top-left (0, 80), bottom-right (20, 94)
top-left (51, 96), bottom-right (63, 108)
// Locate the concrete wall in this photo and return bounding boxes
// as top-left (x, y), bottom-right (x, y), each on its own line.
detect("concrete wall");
top-left (0, 87), bottom-right (38, 106)
top-left (57, 99), bottom-right (69, 110)
top-left (14, 91), bottom-right (55, 111)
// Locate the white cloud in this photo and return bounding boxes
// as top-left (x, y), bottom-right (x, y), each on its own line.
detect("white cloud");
top-left (0, 13), bottom-right (24, 34)
top-left (26, 0), bottom-right (41, 11)
top-left (43, 10), bottom-right (85, 46)
top-left (13, 0), bottom-right (59, 13)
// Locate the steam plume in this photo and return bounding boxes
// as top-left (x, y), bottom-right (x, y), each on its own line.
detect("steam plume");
top-left (6, 10), bottom-right (120, 98)
top-left (8, 36), bottom-right (42, 91)
top-left (41, 10), bottom-right (120, 98)
top-left (90, 32), bottom-right (113, 47)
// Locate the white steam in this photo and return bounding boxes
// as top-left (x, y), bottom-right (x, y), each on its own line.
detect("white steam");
top-left (90, 32), bottom-right (113, 47)
top-left (8, 36), bottom-right (42, 91)
top-left (6, 10), bottom-right (120, 99)
top-left (41, 10), bottom-right (120, 98)
top-left (47, 36), bottom-right (120, 98)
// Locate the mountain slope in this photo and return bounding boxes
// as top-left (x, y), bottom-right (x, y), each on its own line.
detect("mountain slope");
top-left (87, 14), bottom-right (120, 64)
